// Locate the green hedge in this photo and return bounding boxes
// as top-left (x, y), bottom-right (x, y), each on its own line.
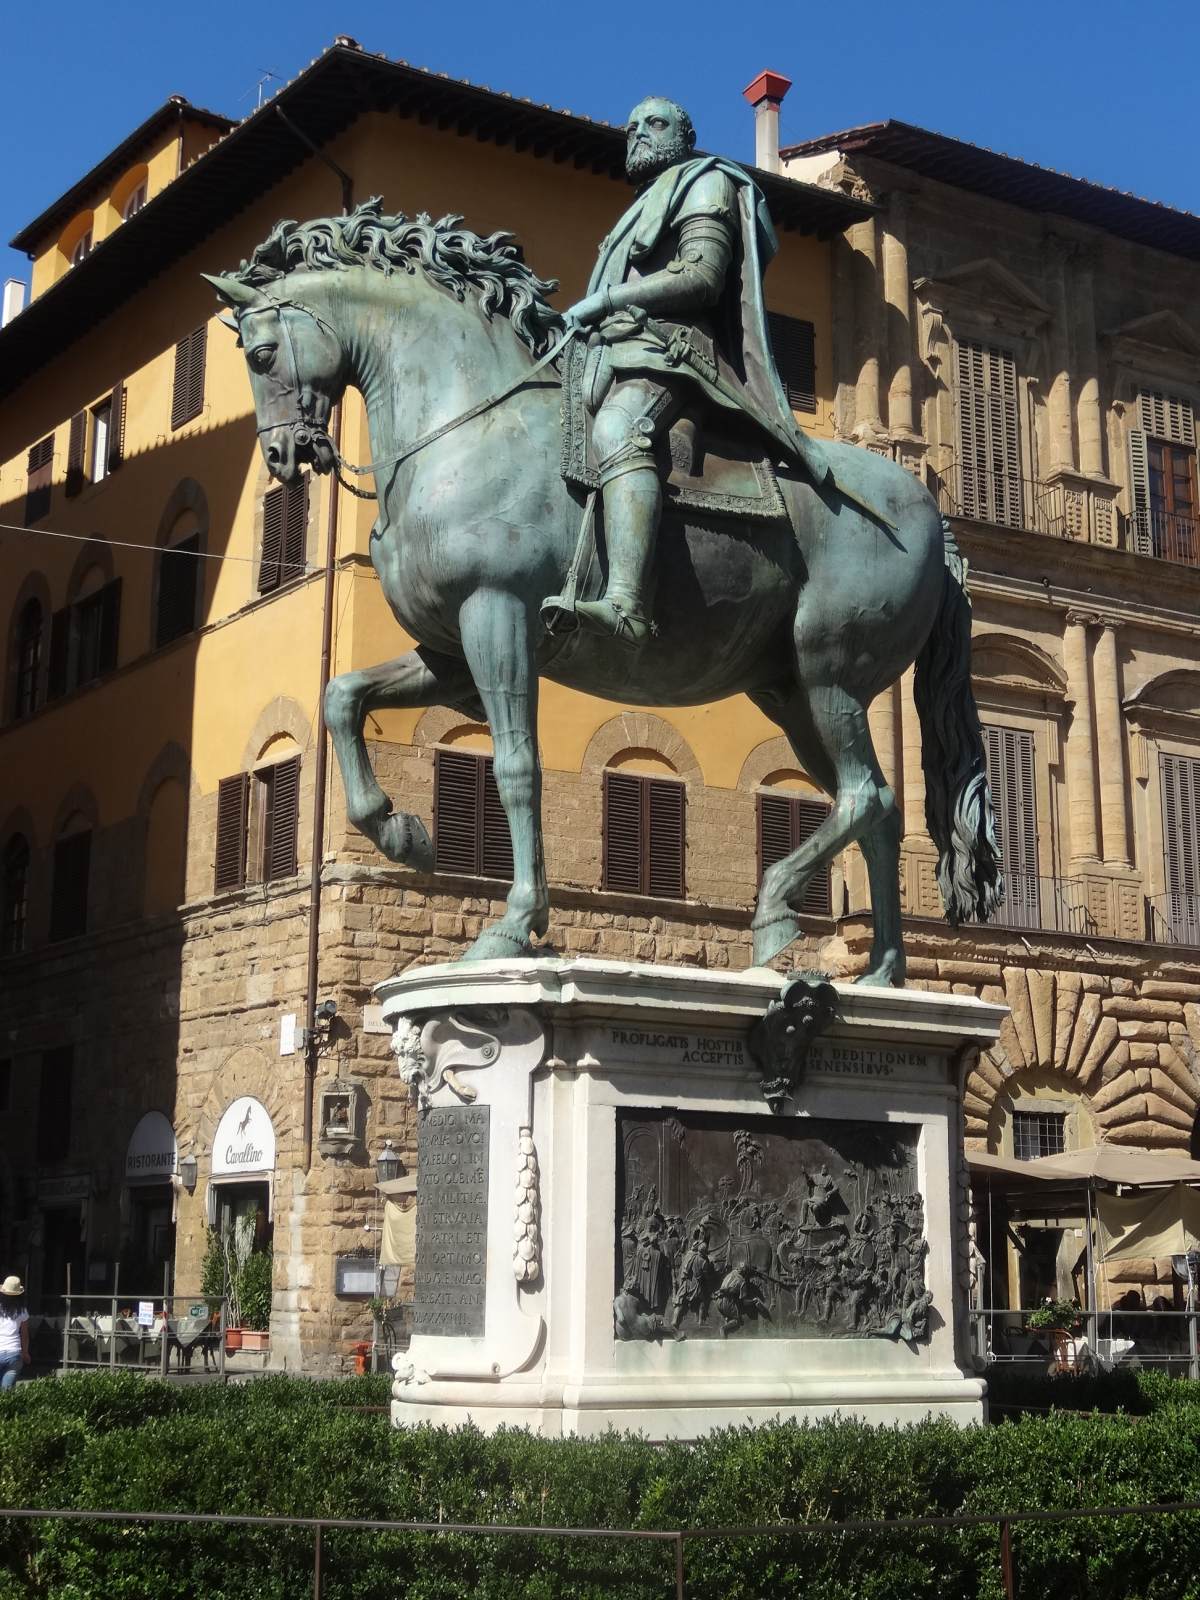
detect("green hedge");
top-left (3, 1372), bottom-right (1200, 1598)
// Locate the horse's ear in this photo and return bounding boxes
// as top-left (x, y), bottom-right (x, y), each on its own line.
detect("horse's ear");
top-left (201, 272), bottom-right (265, 313)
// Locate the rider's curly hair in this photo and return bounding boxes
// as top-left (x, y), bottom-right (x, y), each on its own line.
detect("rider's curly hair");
top-left (230, 197), bottom-right (563, 356)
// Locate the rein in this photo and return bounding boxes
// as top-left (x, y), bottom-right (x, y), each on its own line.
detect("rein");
top-left (250, 292), bottom-right (578, 502)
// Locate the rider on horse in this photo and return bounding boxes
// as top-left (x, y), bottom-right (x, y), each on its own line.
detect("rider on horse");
top-left (546, 95), bottom-right (835, 647)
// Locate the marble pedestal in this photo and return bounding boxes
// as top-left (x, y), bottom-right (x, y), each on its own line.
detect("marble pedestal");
top-left (378, 958), bottom-right (1005, 1439)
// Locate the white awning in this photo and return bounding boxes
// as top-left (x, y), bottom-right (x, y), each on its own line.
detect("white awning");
top-left (125, 1111), bottom-right (177, 1186)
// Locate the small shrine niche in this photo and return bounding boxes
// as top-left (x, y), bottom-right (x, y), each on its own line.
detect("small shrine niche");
top-left (317, 1078), bottom-right (366, 1161)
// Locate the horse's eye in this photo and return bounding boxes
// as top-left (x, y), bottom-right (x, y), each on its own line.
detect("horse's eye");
top-left (249, 345), bottom-right (276, 372)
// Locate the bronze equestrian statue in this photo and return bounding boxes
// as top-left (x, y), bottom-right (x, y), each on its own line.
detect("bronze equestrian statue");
top-left (207, 95), bottom-right (1001, 985)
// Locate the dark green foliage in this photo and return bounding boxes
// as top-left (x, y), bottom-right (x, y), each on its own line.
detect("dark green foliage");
top-left (4, 1371), bottom-right (1200, 1597)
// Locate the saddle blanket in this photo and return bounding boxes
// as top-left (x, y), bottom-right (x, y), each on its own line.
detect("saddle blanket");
top-left (559, 337), bottom-right (788, 522)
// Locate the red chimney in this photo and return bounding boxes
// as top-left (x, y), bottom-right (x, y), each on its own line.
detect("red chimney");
top-left (742, 70), bottom-right (792, 173)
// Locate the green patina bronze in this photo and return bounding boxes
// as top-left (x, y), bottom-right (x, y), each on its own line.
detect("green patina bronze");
top-left (206, 96), bottom-right (1002, 984)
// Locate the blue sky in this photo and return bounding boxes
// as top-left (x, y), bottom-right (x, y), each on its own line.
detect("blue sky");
top-left (5, 0), bottom-right (1200, 289)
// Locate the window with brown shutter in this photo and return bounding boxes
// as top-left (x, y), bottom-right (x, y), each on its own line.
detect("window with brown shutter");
top-left (25, 435), bottom-right (53, 525)
top-left (90, 398), bottom-right (112, 484)
top-left (1160, 751), bottom-right (1200, 943)
top-left (259, 756), bottom-right (301, 882)
top-left (756, 791), bottom-right (833, 915)
top-left (956, 341), bottom-right (1022, 528)
top-left (65, 411), bottom-right (86, 497)
top-left (214, 773), bottom-right (250, 892)
top-left (108, 379), bottom-right (126, 471)
top-left (982, 724), bottom-right (1039, 927)
top-left (258, 477), bottom-right (309, 593)
top-left (601, 770), bottom-right (686, 898)
top-left (171, 326), bottom-right (207, 429)
top-left (2, 835), bottom-right (30, 956)
top-left (37, 1045), bottom-right (73, 1164)
top-left (155, 534), bottom-right (200, 646)
top-left (72, 578), bottom-right (121, 687)
top-left (767, 313), bottom-right (817, 414)
top-left (12, 598), bottom-right (43, 719)
top-left (47, 606), bottom-right (70, 700)
top-left (50, 831), bottom-right (90, 942)
top-left (433, 749), bottom-right (513, 879)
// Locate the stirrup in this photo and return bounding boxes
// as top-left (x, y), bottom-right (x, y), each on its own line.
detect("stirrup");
top-left (574, 595), bottom-right (651, 647)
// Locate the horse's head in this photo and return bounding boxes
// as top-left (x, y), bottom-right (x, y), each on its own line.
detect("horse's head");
top-left (203, 273), bottom-right (347, 484)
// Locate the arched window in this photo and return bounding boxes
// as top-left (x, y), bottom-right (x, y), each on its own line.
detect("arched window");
top-left (12, 598), bottom-right (42, 719)
top-left (70, 231), bottom-right (93, 267)
top-left (50, 814), bottom-right (91, 942)
top-left (755, 773), bottom-right (832, 915)
top-left (601, 753), bottom-right (685, 898)
top-left (2, 836), bottom-right (30, 956)
top-left (155, 511), bottom-right (201, 647)
top-left (122, 184), bottom-right (147, 221)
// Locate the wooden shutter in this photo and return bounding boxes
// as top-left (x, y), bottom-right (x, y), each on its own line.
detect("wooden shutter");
top-left (262, 756), bottom-right (301, 881)
top-left (432, 750), bottom-right (512, 877)
top-left (956, 341), bottom-right (1021, 528)
top-left (281, 476), bottom-right (309, 585)
top-left (214, 773), bottom-right (250, 891)
top-left (108, 380), bottom-right (126, 471)
top-left (602, 771), bottom-right (645, 892)
top-left (25, 434), bottom-right (53, 524)
top-left (1138, 390), bottom-right (1196, 448)
top-left (756, 792), bottom-right (832, 915)
top-left (647, 778), bottom-right (685, 899)
top-left (983, 725), bottom-right (1038, 925)
top-left (156, 534), bottom-right (200, 646)
top-left (172, 327), bottom-right (207, 428)
top-left (98, 578), bottom-right (121, 675)
top-left (1161, 753), bottom-right (1200, 941)
top-left (767, 313), bottom-right (817, 414)
top-left (1128, 428), bottom-right (1152, 555)
top-left (259, 487), bottom-right (285, 593)
top-left (479, 759), bottom-right (514, 879)
top-left (47, 606), bottom-right (71, 699)
top-left (50, 832), bottom-right (91, 942)
top-left (65, 411), bottom-right (86, 497)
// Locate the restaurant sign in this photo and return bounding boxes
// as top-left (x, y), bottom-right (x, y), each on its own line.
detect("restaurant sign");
top-left (211, 1097), bottom-right (276, 1178)
top-left (125, 1111), bottom-right (177, 1185)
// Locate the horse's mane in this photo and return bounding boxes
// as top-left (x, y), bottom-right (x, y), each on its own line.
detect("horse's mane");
top-left (229, 197), bottom-right (563, 357)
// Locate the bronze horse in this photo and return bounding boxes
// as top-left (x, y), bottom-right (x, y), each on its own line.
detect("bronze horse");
top-left (207, 201), bottom-right (1000, 983)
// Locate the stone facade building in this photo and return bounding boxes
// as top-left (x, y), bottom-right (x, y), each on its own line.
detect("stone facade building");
top-left (783, 122), bottom-right (1200, 1309)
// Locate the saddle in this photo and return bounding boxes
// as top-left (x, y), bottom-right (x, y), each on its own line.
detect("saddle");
top-left (559, 337), bottom-right (788, 522)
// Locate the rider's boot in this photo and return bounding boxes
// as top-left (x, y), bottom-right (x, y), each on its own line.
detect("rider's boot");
top-left (573, 463), bottom-right (658, 646)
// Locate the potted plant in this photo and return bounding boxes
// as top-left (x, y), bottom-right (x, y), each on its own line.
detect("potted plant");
top-left (220, 1216), bottom-right (254, 1352)
top-left (237, 1247), bottom-right (273, 1352)
top-left (1026, 1297), bottom-right (1082, 1333)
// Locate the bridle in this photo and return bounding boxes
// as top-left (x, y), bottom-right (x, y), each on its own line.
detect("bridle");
top-left (241, 293), bottom-right (577, 502)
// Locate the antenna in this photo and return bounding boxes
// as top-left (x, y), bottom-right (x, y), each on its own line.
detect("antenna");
top-left (239, 68), bottom-right (282, 110)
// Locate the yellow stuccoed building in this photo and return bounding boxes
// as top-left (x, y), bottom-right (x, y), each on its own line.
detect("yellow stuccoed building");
top-left (3, 43), bottom-right (1200, 1372)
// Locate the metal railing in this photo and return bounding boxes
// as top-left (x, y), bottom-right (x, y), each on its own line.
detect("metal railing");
top-left (59, 1290), bottom-right (228, 1379)
top-left (1130, 508), bottom-right (1200, 568)
top-left (972, 1305), bottom-right (1200, 1378)
top-left (5, 1498), bottom-right (1200, 1599)
top-left (932, 461), bottom-right (1079, 540)
top-left (971, 871), bottom-right (1096, 936)
top-left (1146, 890), bottom-right (1200, 948)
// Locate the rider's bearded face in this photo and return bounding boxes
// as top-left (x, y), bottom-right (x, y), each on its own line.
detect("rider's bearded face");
top-left (625, 98), bottom-right (693, 182)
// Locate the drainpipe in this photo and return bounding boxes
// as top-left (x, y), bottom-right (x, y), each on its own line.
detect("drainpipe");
top-left (277, 108), bottom-right (354, 1170)
top-left (741, 70), bottom-right (792, 174)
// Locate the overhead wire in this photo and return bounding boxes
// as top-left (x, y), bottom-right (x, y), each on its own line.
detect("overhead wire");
top-left (0, 519), bottom-right (381, 578)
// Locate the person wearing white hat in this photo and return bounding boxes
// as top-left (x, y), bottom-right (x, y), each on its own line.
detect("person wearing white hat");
top-left (0, 1277), bottom-right (29, 1390)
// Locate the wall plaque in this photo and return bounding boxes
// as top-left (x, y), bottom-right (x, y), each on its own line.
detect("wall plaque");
top-left (615, 1108), bottom-right (929, 1344)
top-left (412, 1104), bottom-right (490, 1337)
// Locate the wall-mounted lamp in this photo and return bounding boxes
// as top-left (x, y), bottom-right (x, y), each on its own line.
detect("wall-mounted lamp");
top-left (178, 1154), bottom-right (199, 1195)
top-left (375, 1140), bottom-right (403, 1187)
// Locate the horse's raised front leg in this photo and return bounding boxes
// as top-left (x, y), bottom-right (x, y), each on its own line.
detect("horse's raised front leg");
top-left (324, 646), bottom-right (480, 867)
top-left (456, 589), bottom-right (548, 961)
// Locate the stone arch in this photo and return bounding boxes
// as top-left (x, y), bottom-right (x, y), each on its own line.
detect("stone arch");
top-left (52, 782), bottom-right (100, 839)
top-left (581, 713), bottom-right (702, 784)
top-left (737, 736), bottom-right (827, 795)
top-left (971, 632), bottom-right (1067, 695)
top-left (135, 741), bottom-right (200, 818)
top-left (0, 805), bottom-right (38, 855)
top-left (963, 968), bottom-right (1200, 1152)
top-left (239, 696), bottom-right (313, 771)
top-left (189, 1045), bottom-right (295, 1179)
top-left (5, 571), bottom-right (51, 720)
top-left (65, 537), bottom-right (114, 605)
top-left (415, 708), bottom-right (491, 751)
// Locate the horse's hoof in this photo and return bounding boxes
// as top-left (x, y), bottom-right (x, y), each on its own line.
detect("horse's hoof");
top-left (751, 912), bottom-right (801, 968)
top-left (855, 955), bottom-right (906, 989)
top-left (461, 924), bottom-right (537, 963)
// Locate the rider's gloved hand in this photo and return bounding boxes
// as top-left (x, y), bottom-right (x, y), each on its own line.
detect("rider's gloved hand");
top-left (563, 291), bottom-right (610, 330)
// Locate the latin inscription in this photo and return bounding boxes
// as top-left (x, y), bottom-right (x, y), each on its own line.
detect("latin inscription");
top-left (606, 1027), bottom-right (933, 1077)
top-left (413, 1105), bottom-right (490, 1337)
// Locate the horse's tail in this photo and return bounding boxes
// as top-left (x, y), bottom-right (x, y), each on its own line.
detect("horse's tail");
top-left (913, 519), bottom-right (1004, 926)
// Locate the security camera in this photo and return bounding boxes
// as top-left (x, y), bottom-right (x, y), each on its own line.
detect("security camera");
top-left (316, 998), bottom-right (338, 1021)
